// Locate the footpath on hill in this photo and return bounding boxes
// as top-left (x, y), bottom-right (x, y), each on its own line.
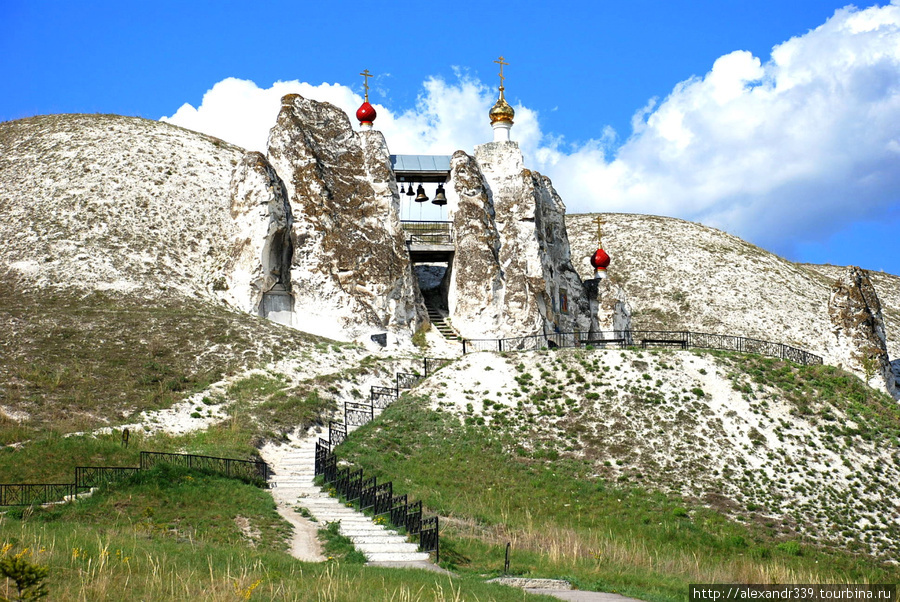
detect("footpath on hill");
top-left (262, 428), bottom-right (643, 601)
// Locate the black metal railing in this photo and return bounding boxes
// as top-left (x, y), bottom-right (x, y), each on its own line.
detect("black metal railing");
top-left (0, 484), bottom-right (75, 506)
top-left (400, 220), bottom-right (453, 245)
top-left (371, 386), bottom-right (398, 409)
top-left (345, 401), bottom-right (374, 427)
top-left (424, 357), bottom-right (452, 376)
top-left (329, 421), bottom-right (347, 448)
top-left (396, 372), bottom-right (422, 390)
top-left (420, 516), bottom-right (440, 561)
top-left (140, 451), bottom-right (270, 484)
top-left (461, 329), bottom-right (822, 366)
top-left (75, 466), bottom-right (140, 490)
top-left (1, 451), bottom-right (272, 507)
top-left (313, 443), bottom-right (438, 558)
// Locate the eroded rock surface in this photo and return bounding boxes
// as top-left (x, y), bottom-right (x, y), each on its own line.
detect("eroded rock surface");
top-left (584, 278), bottom-right (632, 335)
top-left (829, 266), bottom-right (898, 398)
top-left (225, 152), bottom-right (293, 313)
top-left (449, 141), bottom-right (593, 338)
top-left (266, 94), bottom-right (423, 343)
top-left (447, 150), bottom-right (505, 338)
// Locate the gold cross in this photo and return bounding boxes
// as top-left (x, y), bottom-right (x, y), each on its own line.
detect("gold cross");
top-left (592, 215), bottom-right (606, 247)
top-left (359, 69), bottom-right (373, 102)
top-left (493, 56), bottom-right (509, 89)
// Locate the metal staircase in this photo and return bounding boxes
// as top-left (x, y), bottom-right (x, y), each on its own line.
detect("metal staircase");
top-left (423, 297), bottom-right (459, 341)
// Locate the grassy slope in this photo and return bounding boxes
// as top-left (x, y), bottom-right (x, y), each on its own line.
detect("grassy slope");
top-left (335, 354), bottom-right (900, 602)
top-left (1, 465), bottom-right (551, 601)
top-left (0, 268), bottom-right (326, 440)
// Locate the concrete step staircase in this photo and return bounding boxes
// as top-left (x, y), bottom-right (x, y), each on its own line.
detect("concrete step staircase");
top-left (269, 435), bottom-right (432, 565)
top-left (424, 299), bottom-right (459, 341)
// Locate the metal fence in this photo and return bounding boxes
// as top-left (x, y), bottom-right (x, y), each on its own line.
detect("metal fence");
top-left (314, 444), bottom-right (439, 558)
top-left (75, 466), bottom-right (141, 490)
top-left (329, 421), bottom-right (346, 447)
top-left (371, 386), bottom-right (398, 409)
top-left (424, 357), bottom-right (452, 376)
top-left (0, 484), bottom-right (75, 506)
top-left (462, 329), bottom-right (823, 366)
top-left (1, 451), bottom-right (271, 507)
top-left (140, 451), bottom-right (270, 484)
top-left (345, 401), bottom-right (374, 426)
top-left (400, 220), bottom-right (453, 245)
top-left (396, 372), bottom-right (422, 390)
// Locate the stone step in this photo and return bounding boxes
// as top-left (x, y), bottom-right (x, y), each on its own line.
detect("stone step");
top-left (355, 542), bottom-right (422, 554)
top-left (351, 535), bottom-right (411, 544)
top-left (364, 552), bottom-right (432, 563)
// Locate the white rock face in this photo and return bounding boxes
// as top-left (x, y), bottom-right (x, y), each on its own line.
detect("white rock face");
top-left (447, 150), bottom-right (506, 338)
top-left (0, 114), bottom-right (243, 298)
top-left (567, 213), bottom-right (900, 398)
top-left (584, 278), bottom-right (632, 335)
top-left (828, 266), bottom-right (898, 398)
top-left (448, 141), bottom-right (593, 339)
top-left (266, 94), bottom-right (424, 344)
top-left (224, 152), bottom-right (293, 314)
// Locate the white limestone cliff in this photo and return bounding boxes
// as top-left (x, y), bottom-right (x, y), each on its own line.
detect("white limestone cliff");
top-left (828, 266), bottom-right (899, 398)
top-left (265, 94), bottom-right (424, 344)
top-left (447, 141), bottom-right (598, 339)
top-left (224, 151), bottom-right (293, 314)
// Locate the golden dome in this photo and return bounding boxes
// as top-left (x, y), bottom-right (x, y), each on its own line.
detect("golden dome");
top-left (489, 88), bottom-right (515, 124)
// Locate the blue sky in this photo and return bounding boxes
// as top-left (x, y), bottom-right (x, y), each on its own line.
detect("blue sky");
top-left (3, 0), bottom-right (900, 275)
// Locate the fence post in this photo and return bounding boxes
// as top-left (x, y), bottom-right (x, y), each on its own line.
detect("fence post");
top-left (462, 340), bottom-right (467, 354)
top-left (498, 339), bottom-right (502, 352)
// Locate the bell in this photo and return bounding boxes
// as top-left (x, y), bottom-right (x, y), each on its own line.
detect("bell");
top-left (399, 183), bottom-right (406, 194)
top-left (432, 183), bottom-right (447, 206)
top-left (405, 183), bottom-right (415, 197)
top-left (415, 184), bottom-right (429, 203)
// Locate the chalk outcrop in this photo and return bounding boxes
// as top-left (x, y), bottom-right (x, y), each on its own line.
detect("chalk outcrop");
top-left (446, 151), bottom-right (505, 338)
top-left (829, 266), bottom-right (898, 397)
top-left (448, 141), bottom-right (594, 338)
top-left (266, 94), bottom-right (423, 343)
top-left (584, 278), bottom-right (632, 335)
top-left (224, 152), bottom-right (293, 314)
top-left (0, 114), bottom-right (243, 297)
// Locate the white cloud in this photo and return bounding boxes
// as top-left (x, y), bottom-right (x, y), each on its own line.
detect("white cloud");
top-left (161, 1), bottom-right (900, 254)
top-left (546, 1), bottom-right (900, 252)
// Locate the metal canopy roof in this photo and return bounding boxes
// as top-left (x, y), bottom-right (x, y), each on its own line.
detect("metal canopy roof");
top-left (390, 154), bottom-right (452, 183)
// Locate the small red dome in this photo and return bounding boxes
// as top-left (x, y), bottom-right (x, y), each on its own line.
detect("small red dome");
top-left (356, 101), bottom-right (376, 124)
top-left (590, 248), bottom-right (610, 270)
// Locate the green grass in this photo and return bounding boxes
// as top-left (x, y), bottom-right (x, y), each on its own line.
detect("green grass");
top-left (336, 395), bottom-right (900, 602)
top-left (711, 351), bottom-right (900, 442)
top-left (0, 466), bottom-right (554, 600)
top-left (0, 271), bottom-right (327, 444)
top-left (317, 520), bottom-right (367, 564)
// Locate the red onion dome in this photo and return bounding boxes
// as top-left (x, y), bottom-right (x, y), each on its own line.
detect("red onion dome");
top-left (356, 101), bottom-right (377, 124)
top-left (590, 248), bottom-right (610, 270)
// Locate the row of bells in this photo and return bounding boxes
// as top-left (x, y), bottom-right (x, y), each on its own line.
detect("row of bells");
top-left (399, 182), bottom-right (448, 207)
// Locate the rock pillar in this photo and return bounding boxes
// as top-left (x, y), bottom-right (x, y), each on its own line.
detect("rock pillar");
top-left (828, 266), bottom-right (898, 398)
top-left (266, 94), bottom-right (423, 343)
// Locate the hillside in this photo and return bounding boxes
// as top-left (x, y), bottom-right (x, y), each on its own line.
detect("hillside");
top-left (338, 348), bottom-right (900, 599)
top-left (0, 114), bottom-right (242, 298)
top-left (1, 113), bottom-right (898, 599)
top-left (565, 213), bottom-right (900, 364)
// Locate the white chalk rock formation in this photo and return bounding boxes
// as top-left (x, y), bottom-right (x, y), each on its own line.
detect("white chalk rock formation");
top-left (266, 94), bottom-right (423, 343)
top-left (584, 278), bottom-right (632, 336)
top-left (224, 151), bottom-right (293, 314)
top-left (447, 141), bottom-right (593, 338)
top-left (828, 266), bottom-right (899, 398)
top-left (447, 151), bottom-right (506, 338)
